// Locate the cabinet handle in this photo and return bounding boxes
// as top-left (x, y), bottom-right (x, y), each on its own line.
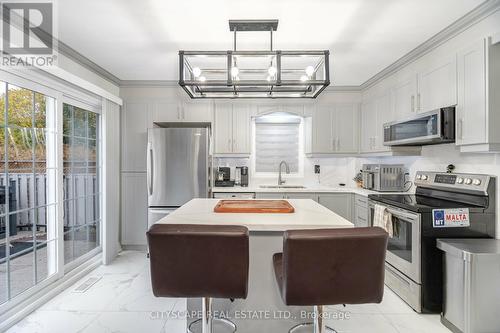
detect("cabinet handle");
top-left (182, 108), bottom-right (185, 120)
top-left (417, 93), bottom-right (421, 112)
top-left (411, 95), bottom-right (415, 113)
top-left (177, 107), bottom-right (181, 120)
top-left (228, 139), bottom-right (231, 151)
top-left (337, 137), bottom-right (340, 151)
top-left (458, 118), bottom-right (464, 140)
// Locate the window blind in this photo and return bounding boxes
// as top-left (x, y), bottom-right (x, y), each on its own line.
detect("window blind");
top-left (255, 122), bottom-right (299, 173)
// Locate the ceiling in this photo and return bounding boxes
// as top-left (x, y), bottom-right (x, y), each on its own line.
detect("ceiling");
top-left (56, 0), bottom-right (485, 85)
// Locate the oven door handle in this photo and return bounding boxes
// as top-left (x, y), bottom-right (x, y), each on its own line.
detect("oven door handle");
top-left (369, 202), bottom-right (420, 222)
top-left (385, 208), bottom-right (419, 222)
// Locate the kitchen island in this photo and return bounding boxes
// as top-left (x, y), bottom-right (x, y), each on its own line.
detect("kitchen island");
top-left (156, 198), bottom-right (353, 332)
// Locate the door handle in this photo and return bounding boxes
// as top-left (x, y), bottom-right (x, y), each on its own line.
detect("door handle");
top-left (411, 95), bottom-right (415, 113)
top-left (147, 142), bottom-right (153, 195)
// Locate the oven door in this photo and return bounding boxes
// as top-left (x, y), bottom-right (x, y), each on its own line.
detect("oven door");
top-left (369, 201), bottom-right (421, 283)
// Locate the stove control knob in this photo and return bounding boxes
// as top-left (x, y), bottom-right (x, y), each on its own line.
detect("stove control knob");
top-left (464, 178), bottom-right (472, 185)
top-left (456, 177), bottom-right (464, 184)
top-left (421, 175), bottom-right (428, 181)
top-left (473, 179), bottom-right (481, 186)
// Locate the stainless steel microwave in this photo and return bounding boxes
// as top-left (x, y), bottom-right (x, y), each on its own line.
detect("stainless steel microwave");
top-left (383, 107), bottom-right (455, 146)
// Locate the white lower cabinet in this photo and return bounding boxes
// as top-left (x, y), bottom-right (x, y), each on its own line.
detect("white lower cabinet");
top-left (285, 193), bottom-right (319, 201)
top-left (353, 195), bottom-right (369, 227)
top-left (255, 193), bottom-right (286, 199)
top-left (254, 192), bottom-right (318, 200)
top-left (318, 193), bottom-right (352, 221)
top-left (121, 173), bottom-right (148, 245)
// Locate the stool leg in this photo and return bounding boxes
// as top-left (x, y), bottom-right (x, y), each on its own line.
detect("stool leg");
top-left (313, 305), bottom-right (325, 333)
top-left (202, 297), bottom-right (212, 333)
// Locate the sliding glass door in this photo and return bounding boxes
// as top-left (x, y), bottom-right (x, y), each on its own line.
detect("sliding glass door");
top-left (0, 77), bottom-right (102, 310)
top-left (62, 103), bottom-right (101, 265)
top-left (0, 81), bottom-right (58, 304)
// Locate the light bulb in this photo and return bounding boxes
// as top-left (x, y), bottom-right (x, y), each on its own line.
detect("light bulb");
top-left (231, 67), bottom-right (239, 77)
top-left (300, 75), bottom-right (308, 82)
top-left (192, 67), bottom-right (201, 78)
top-left (199, 76), bottom-right (206, 82)
top-left (305, 65), bottom-right (315, 76)
top-left (268, 66), bottom-right (277, 76)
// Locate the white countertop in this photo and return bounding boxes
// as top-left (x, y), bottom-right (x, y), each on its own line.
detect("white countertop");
top-left (212, 185), bottom-right (387, 196)
top-left (157, 198), bottom-right (354, 232)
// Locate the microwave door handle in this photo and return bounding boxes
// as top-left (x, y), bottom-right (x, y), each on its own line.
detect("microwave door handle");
top-left (147, 142), bottom-right (153, 195)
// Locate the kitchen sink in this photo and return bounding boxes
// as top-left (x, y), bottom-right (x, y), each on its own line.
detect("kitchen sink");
top-left (259, 185), bottom-right (306, 189)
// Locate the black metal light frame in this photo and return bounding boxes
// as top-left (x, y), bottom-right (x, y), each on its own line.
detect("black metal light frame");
top-left (178, 20), bottom-right (330, 99)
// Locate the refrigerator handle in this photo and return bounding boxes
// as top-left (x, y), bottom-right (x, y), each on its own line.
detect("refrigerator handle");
top-left (147, 142), bottom-right (153, 195)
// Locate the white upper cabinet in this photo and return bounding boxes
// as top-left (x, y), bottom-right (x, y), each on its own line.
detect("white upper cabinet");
top-left (214, 103), bottom-right (233, 154)
top-left (150, 100), bottom-right (212, 123)
top-left (305, 103), bottom-right (359, 155)
top-left (182, 101), bottom-right (213, 122)
top-left (456, 37), bottom-right (500, 152)
top-left (213, 102), bottom-right (250, 155)
top-left (360, 99), bottom-right (377, 152)
top-left (309, 105), bottom-right (334, 153)
top-left (457, 38), bottom-right (487, 146)
top-left (417, 54), bottom-right (457, 113)
top-left (392, 70), bottom-right (418, 120)
top-left (232, 104), bottom-right (251, 154)
top-left (374, 92), bottom-right (393, 152)
top-left (334, 104), bottom-right (359, 153)
top-left (391, 54), bottom-right (457, 120)
top-left (150, 101), bottom-right (180, 123)
top-left (360, 92), bottom-right (392, 153)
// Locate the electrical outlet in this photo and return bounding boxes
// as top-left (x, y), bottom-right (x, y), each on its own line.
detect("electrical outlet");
top-left (314, 165), bottom-right (320, 174)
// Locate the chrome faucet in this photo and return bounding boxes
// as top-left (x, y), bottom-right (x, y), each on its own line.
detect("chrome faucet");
top-left (278, 160), bottom-right (290, 186)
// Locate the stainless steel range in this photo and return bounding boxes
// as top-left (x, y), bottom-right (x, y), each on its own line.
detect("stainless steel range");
top-left (368, 172), bottom-right (496, 313)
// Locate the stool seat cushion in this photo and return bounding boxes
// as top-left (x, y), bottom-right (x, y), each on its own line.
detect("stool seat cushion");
top-left (273, 227), bottom-right (388, 306)
top-left (147, 224), bottom-right (249, 299)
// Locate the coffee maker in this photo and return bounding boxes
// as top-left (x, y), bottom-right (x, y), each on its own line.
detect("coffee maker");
top-left (240, 166), bottom-right (249, 187)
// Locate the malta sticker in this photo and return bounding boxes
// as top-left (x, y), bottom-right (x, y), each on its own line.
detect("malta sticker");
top-left (432, 208), bottom-right (470, 228)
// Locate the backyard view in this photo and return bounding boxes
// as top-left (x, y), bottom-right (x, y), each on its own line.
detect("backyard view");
top-left (0, 82), bottom-right (100, 305)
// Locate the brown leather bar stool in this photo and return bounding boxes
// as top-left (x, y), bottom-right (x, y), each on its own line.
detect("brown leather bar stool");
top-left (273, 227), bottom-right (388, 333)
top-left (147, 224), bottom-right (249, 333)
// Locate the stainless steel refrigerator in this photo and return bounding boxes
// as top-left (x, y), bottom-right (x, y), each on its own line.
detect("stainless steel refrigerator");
top-left (147, 127), bottom-right (209, 228)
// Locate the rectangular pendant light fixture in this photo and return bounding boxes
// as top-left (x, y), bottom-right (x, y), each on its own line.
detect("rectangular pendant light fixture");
top-left (179, 20), bottom-right (330, 99)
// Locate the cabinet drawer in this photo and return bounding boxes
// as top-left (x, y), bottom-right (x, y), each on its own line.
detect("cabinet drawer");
top-left (355, 195), bottom-right (368, 206)
top-left (355, 205), bottom-right (369, 227)
top-left (213, 192), bottom-right (255, 199)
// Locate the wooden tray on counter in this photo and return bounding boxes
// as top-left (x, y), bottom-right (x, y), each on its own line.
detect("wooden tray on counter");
top-left (214, 200), bottom-right (295, 213)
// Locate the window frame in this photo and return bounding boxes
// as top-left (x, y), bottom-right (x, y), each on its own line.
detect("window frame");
top-left (250, 113), bottom-right (305, 179)
top-left (61, 96), bottom-right (102, 273)
top-left (0, 72), bottom-right (62, 314)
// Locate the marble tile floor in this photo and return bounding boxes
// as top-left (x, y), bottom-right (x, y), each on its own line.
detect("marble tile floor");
top-left (6, 251), bottom-right (451, 333)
